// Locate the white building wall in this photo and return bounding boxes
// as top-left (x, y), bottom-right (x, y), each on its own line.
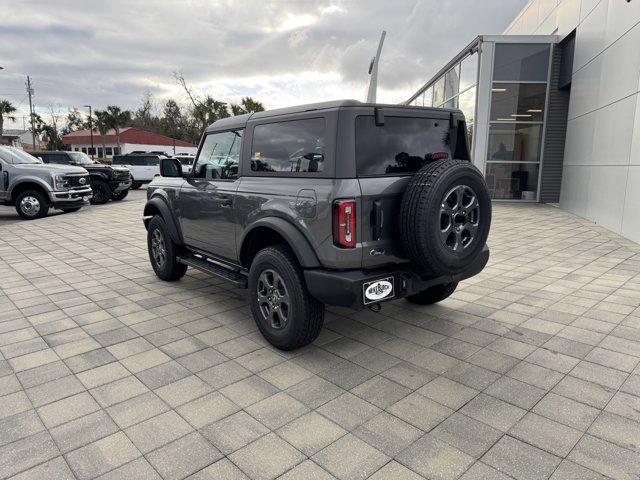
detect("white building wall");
top-left (70, 142), bottom-right (198, 157)
top-left (505, 0), bottom-right (640, 242)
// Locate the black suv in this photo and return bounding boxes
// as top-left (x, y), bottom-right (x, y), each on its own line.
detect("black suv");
top-left (144, 101), bottom-right (491, 350)
top-left (36, 151), bottom-right (132, 204)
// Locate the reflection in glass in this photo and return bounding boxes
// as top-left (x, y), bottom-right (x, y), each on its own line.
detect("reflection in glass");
top-left (444, 65), bottom-right (459, 101)
top-left (458, 87), bottom-right (476, 124)
top-left (459, 53), bottom-right (478, 92)
top-left (485, 162), bottom-right (539, 200)
top-left (488, 124), bottom-right (542, 162)
top-left (433, 77), bottom-right (445, 106)
top-left (444, 97), bottom-right (458, 109)
top-left (423, 87), bottom-right (433, 107)
top-left (493, 43), bottom-right (550, 82)
top-left (490, 83), bottom-right (546, 121)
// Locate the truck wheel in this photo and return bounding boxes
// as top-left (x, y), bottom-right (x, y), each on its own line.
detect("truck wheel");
top-left (90, 181), bottom-right (111, 205)
top-left (61, 207), bottom-right (81, 213)
top-left (249, 245), bottom-right (324, 350)
top-left (406, 282), bottom-right (458, 305)
top-left (111, 189), bottom-right (129, 201)
top-left (147, 215), bottom-right (187, 281)
top-left (400, 159), bottom-right (491, 276)
top-left (15, 190), bottom-right (49, 220)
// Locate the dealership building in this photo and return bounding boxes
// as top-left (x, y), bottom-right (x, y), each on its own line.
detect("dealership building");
top-left (407, 0), bottom-right (640, 242)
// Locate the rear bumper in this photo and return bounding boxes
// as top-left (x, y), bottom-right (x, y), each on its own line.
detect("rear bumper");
top-left (304, 245), bottom-right (489, 309)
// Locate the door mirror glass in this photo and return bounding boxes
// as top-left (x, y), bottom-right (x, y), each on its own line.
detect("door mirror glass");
top-left (160, 158), bottom-right (182, 177)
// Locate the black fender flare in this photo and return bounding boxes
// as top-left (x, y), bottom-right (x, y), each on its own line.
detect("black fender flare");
top-left (143, 196), bottom-right (184, 244)
top-left (90, 172), bottom-right (110, 182)
top-left (240, 217), bottom-right (321, 268)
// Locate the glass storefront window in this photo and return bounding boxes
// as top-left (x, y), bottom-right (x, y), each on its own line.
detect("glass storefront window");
top-left (444, 65), bottom-right (459, 101)
top-left (444, 97), bottom-right (458, 109)
top-left (490, 83), bottom-right (546, 121)
top-left (485, 162), bottom-right (539, 200)
top-left (458, 87), bottom-right (476, 124)
top-left (423, 87), bottom-right (433, 107)
top-left (487, 123), bottom-right (542, 162)
top-left (433, 77), bottom-right (445, 107)
top-left (493, 43), bottom-right (550, 82)
top-left (459, 52), bottom-right (478, 92)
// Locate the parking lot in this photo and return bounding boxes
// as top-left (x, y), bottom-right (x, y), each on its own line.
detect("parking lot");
top-left (1, 190), bottom-right (639, 480)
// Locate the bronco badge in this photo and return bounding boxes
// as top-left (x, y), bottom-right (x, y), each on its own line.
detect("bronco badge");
top-left (363, 277), bottom-right (395, 305)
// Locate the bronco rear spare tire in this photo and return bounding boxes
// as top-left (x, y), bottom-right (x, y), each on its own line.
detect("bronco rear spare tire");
top-left (400, 159), bottom-right (491, 276)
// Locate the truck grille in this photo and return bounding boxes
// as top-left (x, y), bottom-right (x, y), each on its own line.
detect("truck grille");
top-left (66, 175), bottom-right (90, 188)
top-left (113, 171), bottom-right (131, 181)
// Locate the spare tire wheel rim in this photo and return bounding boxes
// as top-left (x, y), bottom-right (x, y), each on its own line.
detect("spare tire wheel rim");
top-left (439, 184), bottom-right (479, 252)
top-left (257, 269), bottom-right (290, 329)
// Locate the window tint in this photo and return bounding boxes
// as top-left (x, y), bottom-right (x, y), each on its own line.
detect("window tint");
top-left (356, 116), bottom-right (451, 176)
top-left (493, 44), bottom-right (550, 82)
top-left (251, 119), bottom-right (325, 173)
top-left (193, 130), bottom-right (242, 180)
top-left (46, 154), bottom-right (70, 165)
top-left (112, 156), bottom-right (125, 165)
top-left (145, 157), bottom-right (160, 166)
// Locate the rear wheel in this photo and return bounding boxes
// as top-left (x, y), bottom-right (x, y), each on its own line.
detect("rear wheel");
top-left (249, 245), bottom-right (324, 350)
top-left (406, 282), bottom-right (458, 305)
top-left (111, 189), bottom-right (129, 201)
top-left (90, 181), bottom-right (111, 205)
top-left (147, 215), bottom-right (187, 281)
top-left (15, 190), bottom-right (49, 220)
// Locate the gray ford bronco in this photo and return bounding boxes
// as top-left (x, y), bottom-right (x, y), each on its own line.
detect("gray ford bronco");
top-left (0, 146), bottom-right (93, 219)
top-left (144, 101), bottom-right (491, 350)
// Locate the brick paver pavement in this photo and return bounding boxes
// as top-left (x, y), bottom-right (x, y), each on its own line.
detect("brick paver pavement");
top-left (1, 190), bottom-right (640, 479)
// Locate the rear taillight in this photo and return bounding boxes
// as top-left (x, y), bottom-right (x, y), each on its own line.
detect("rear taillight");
top-left (333, 199), bottom-right (357, 248)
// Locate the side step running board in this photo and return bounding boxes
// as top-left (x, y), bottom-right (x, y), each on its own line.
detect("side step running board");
top-left (177, 255), bottom-right (248, 288)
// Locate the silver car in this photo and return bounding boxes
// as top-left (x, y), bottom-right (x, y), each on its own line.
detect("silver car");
top-left (0, 146), bottom-right (93, 219)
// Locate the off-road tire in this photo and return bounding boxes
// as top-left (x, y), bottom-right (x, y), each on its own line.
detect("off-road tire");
top-left (249, 245), bottom-right (324, 350)
top-left (89, 181), bottom-right (111, 205)
top-left (406, 282), bottom-right (458, 305)
top-left (111, 189), bottom-right (129, 201)
top-left (61, 207), bottom-right (81, 213)
top-left (400, 159), bottom-right (491, 276)
top-left (15, 190), bottom-right (49, 220)
top-left (147, 215), bottom-right (187, 281)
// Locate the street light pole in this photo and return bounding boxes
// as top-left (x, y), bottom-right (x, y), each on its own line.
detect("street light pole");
top-left (26, 76), bottom-right (36, 151)
top-left (83, 105), bottom-right (94, 159)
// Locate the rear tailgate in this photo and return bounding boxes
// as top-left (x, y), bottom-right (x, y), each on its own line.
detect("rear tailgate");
top-left (353, 109), bottom-right (468, 269)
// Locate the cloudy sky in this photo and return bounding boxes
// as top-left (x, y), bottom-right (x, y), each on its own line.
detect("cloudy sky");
top-left (0, 0), bottom-right (526, 127)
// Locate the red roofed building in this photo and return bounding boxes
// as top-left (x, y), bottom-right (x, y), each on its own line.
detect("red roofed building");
top-left (62, 127), bottom-right (198, 158)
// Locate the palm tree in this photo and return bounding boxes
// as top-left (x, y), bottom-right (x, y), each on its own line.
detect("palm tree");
top-left (94, 110), bottom-right (110, 158)
top-left (0, 99), bottom-right (17, 138)
top-left (104, 105), bottom-right (132, 153)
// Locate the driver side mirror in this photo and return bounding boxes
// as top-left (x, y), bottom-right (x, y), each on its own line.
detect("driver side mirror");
top-left (160, 158), bottom-right (182, 177)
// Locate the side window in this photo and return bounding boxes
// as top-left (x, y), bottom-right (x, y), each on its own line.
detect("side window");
top-left (251, 118), bottom-right (325, 173)
top-left (128, 157), bottom-right (143, 166)
top-left (193, 130), bottom-right (243, 180)
top-left (146, 157), bottom-right (160, 166)
top-left (52, 154), bottom-right (70, 165)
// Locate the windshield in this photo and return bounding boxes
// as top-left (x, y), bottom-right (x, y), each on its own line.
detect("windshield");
top-left (0, 146), bottom-right (43, 164)
top-left (68, 152), bottom-right (94, 165)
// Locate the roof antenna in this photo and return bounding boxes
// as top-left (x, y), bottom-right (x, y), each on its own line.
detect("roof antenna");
top-left (365, 30), bottom-right (386, 103)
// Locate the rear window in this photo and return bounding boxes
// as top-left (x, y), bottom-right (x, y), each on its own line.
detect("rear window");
top-left (356, 116), bottom-right (451, 176)
top-left (251, 118), bottom-right (325, 173)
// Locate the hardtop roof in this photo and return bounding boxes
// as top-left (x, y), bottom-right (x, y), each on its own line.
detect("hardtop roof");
top-left (205, 100), bottom-right (458, 132)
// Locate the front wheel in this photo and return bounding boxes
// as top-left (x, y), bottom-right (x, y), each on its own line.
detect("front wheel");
top-left (147, 215), bottom-right (187, 281)
top-left (249, 245), bottom-right (324, 350)
top-left (15, 190), bottom-right (49, 220)
top-left (111, 189), bottom-right (129, 201)
top-left (90, 181), bottom-right (111, 205)
top-left (406, 282), bottom-right (458, 305)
